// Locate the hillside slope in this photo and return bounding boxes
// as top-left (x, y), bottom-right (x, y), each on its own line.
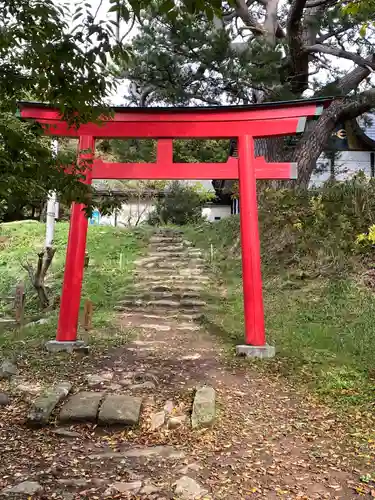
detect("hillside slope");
top-left (185, 209), bottom-right (375, 413)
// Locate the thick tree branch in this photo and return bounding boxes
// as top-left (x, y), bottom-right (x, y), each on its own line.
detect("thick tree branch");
top-left (305, 45), bottom-right (375, 70)
top-left (339, 89), bottom-right (375, 120)
top-left (286, 0), bottom-right (310, 94)
top-left (264, 0), bottom-right (280, 44)
top-left (287, 0), bottom-right (308, 33)
top-left (316, 55), bottom-right (375, 96)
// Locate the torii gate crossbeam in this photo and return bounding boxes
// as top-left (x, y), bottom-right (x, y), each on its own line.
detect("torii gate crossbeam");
top-left (19, 98), bottom-right (330, 357)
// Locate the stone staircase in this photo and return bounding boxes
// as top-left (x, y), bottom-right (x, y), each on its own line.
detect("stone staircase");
top-left (115, 229), bottom-right (208, 321)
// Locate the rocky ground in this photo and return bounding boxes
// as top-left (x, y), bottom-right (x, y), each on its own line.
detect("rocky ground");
top-left (0, 228), bottom-right (374, 499)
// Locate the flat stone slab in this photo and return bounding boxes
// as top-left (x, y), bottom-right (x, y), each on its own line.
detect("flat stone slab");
top-left (173, 476), bottom-right (208, 499)
top-left (45, 340), bottom-right (88, 354)
top-left (89, 445), bottom-right (185, 460)
top-left (98, 394), bottom-right (142, 425)
top-left (28, 381), bottom-right (72, 426)
top-left (1, 481), bottom-right (42, 496)
top-left (236, 344), bottom-right (276, 358)
top-left (59, 391), bottom-right (104, 422)
top-left (191, 386), bottom-right (216, 429)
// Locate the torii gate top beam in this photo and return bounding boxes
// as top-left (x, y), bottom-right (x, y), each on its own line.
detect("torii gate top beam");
top-left (18, 98), bottom-right (331, 139)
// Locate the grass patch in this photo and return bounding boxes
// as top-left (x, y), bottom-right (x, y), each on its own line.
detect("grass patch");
top-left (184, 218), bottom-right (375, 412)
top-left (0, 221), bottom-right (147, 366)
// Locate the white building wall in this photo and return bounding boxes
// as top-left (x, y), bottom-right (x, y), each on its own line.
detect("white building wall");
top-left (98, 200), bottom-right (155, 227)
top-left (96, 201), bottom-right (232, 226)
top-left (310, 151), bottom-right (373, 187)
top-left (202, 205), bottom-right (231, 222)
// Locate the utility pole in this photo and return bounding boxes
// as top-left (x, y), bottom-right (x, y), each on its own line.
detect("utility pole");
top-left (45, 139), bottom-right (58, 248)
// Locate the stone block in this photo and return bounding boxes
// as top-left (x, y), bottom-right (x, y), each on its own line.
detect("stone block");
top-left (150, 411), bottom-right (165, 430)
top-left (98, 394), bottom-right (142, 426)
top-left (45, 340), bottom-right (88, 354)
top-left (28, 381), bottom-right (72, 426)
top-left (59, 391), bottom-right (104, 422)
top-left (236, 344), bottom-right (276, 358)
top-left (191, 386), bottom-right (215, 429)
top-left (0, 360), bottom-right (17, 380)
top-left (0, 393), bottom-right (9, 406)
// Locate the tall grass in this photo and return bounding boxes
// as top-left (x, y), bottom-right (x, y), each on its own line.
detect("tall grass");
top-left (184, 179), bottom-right (375, 410)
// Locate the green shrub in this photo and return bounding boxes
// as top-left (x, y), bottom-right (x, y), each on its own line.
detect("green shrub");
top-left (148, 181), bottom-right (214, 226)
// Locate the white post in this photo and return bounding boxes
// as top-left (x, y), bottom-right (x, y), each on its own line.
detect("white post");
top-left (45, 139), bottom-right (58, 249)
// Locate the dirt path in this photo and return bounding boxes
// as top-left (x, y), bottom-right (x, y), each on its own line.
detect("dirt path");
top-left (0, 228), bottom-right (372, 499)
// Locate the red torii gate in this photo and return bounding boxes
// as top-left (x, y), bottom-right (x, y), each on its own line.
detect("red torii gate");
top-left (19, 98), bottom-right (329, 357)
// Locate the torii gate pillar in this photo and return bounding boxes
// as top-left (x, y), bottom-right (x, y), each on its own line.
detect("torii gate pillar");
top-left (236, 135), bottom-right (274, 358)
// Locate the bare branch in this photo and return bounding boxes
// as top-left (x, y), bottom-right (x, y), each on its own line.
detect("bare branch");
top-left (306, 0), bottom-right (338, 7)
top-left (93, 0), bottom-right (104, 22)
top-left (120, 14), bottom-right (136, 43)
top-left (317, 27), bottom-right (349, 44)
top-left (305, 45), bottom-right (375, 71)
top-left (234, 0), bottom-right (265, 34)
top-left (310, 54), bottom-right (333, 71)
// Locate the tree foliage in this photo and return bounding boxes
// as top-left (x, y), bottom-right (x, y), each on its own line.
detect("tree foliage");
top-left (121, 0), bottom-right (375, 187)
top-left (98, 138), bottom-right (229, 163)
top-left (1, 0), bottom-right (231, 222)
top-left (148, 180), bottom-right (215, 225)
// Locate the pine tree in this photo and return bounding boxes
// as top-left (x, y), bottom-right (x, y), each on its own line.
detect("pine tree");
top-left (118, 0), bottom-right (375, 187)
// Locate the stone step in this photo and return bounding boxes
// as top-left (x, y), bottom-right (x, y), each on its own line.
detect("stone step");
top-left (150, 245), bottom-right (185, 252)
top-left (135, 269), bottom-right (205, 278)
top-left (138, 261), bottom-right (205, 270)
top-left (180, 299), bottom-right (207, 308)
top-left (134, 277), bottom-right (209, 287)
top-left (118, 298), bottom-right (206, 310)
top-left (118, 299), bottom-right (181, 309)
top-left (121, 290), bottom-right (201, 301)
top-left (121, 312), bottom-right (201, 322)
top-left (58, 391), bottom-right (142, 426)
top-left (147, 251), bottom-right (203, 259)
top-left (149, 237), bottom-right (183, 244)
top-left (136, 254), bottom-right (203, 263)
top-left (115, 306), bottom-right (204, 319)
top-left (154, 228), bottom-right (183, 234)
top-left (134, 283), bottom-right (205, 293)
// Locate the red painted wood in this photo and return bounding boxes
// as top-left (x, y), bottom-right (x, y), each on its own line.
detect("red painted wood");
top-left (238, 135), bottom-right (265, 346)
top-left (33, 117), bottom-right (303, 138)
top-left (91, 157), bottom-right (296, 180)
top-left (20, 102), bottom-right (322, 122)
top-left (157, 139), bottom-right (173, 163)
top-left (56, 135), bottom-right (94, 342)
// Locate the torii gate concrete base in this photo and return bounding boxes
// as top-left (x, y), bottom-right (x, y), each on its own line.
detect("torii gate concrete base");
top-left (19, 98), bottom-right (330, 357)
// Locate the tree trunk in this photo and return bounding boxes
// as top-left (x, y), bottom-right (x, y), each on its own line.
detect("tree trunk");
top-left (293, 94), bottom-right (375, 188)
top-left (292, 111), bottom-right (336, 188)
top-left (22, 247), bottom-right (56, 309)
